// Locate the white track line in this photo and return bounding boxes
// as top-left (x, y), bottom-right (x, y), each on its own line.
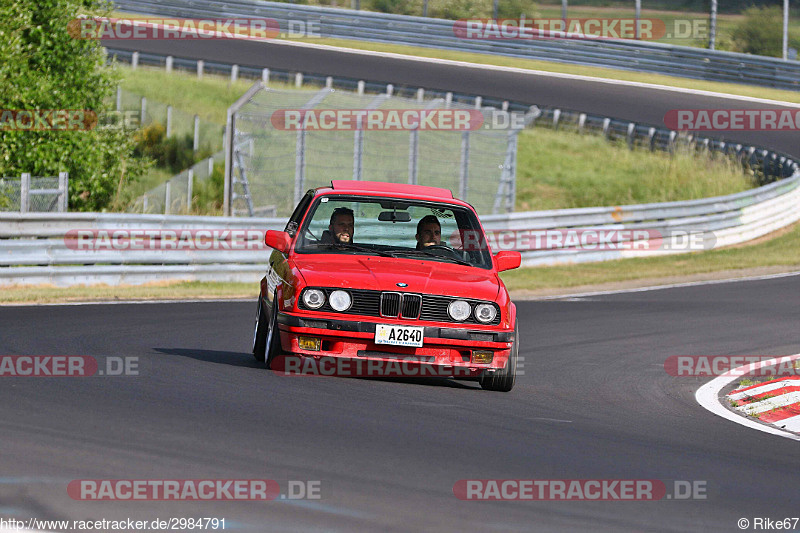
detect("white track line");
top-left (695, 354), bottom-right (800, 441)
top-left (535, 270), bottom-right (800, 300)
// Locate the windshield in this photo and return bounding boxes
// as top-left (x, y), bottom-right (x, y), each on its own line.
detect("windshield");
top-left (295, 195), bottom-right (494, 269)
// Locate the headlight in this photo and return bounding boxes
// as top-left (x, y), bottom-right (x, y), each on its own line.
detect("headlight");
top-left (328, 290), bottom-right (352, 312)
top-left (474, 303), bottom-right (497, 323)
top-left (302, 289), bottom-right (325, 309)
top-left (448, 300), bottom-right (471, 321)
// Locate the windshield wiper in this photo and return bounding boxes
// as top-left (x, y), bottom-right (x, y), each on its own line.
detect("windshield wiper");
top-left (397, 249), bottom-right (472, 266)
top-left (319, 242), bottom-right (398, 258)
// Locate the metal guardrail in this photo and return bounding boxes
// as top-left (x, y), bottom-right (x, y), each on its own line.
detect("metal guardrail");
top-left (113, 0), bottom-right (800, 90)
top-left (1, 170), bottom-right (798, 284)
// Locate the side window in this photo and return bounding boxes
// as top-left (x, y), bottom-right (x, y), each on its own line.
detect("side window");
top-left (284, 191), bottom-right (314, 236)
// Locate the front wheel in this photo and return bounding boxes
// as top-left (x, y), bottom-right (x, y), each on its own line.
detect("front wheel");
top-left (479, 323), bottom-right (518, 392)
top-left (264, 291), bottom-right (283, 369)
top-left (252, 296), bottom-right (268, 362)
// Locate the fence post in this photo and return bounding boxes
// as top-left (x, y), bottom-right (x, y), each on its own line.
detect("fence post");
top-left (357, 80), bottom-right (365, 95)
top-left (408, 128), bottom-right (419, 185)
top-left (262, 68), bottom-right (270, 85)
top-left (131, 51), bottom-right (139, 70)
top-left (166, 55), bottom-right (173, 73)
top-left (193, 115), bottom-right (200, 151)
top-left (197, 59), bottom-right (204, 79)
top-left (166, 105), bottom-right (173, 137)
top-left (208, 157), bottom-right (214, 176)
top-left (165, 181), bottom-right (171, 215)
top-left (231, 64), bottom-right (239, 83)
top-left (295, 72), bottom-right (303, 88)
top-left (459, 132), bottom-right (470, 201)
top-left (140, 96), bottom-right (147, 125)
top-left (58, 171), bottom-right (68, 212)
top-left (416, 88), bottom-right (424, 102)
top-left (20, 173), bottom-right (30, 213)
top-left (115, 86), bottom-right (121, 111)
top-left (187, 169), bottom-right (194, 213)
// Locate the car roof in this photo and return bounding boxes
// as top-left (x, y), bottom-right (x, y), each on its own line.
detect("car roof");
top-left (325, 180), bottom-right (454, 200)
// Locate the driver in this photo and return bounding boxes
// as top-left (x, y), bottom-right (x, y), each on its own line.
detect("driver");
top-left (415, 215), bottom-right (442, 250)
top-left (322, 207), bottom-right (355, 244)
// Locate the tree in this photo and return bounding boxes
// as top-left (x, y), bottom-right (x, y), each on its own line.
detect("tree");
top-left (0, 0), bottom-right (149, 211)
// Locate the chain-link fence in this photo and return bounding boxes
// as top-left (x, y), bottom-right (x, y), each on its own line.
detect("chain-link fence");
top-left (225, 84), bottom-right (536, 217)
top-left (129, 152), bottom-right (224, 214)
top-left (116, 88), bottom-right (224, 152)
top-left (0, 173), bottom-right (68, 212)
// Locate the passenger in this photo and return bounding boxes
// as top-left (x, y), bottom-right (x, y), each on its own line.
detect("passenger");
top-left (321, 207), bottom-right (355, 244)
top-left (415, 215), bottom-right (441, 250)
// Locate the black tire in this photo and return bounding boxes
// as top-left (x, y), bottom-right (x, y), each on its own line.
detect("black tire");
top-left (252, 296), bottom-right (268, 362)
top-left (264, 291), bottom-right (283, 369)
top-left (479, 322), bottom-right (518, 392)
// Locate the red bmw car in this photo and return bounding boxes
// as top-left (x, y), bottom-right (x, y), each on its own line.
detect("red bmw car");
top-left (253, 180), bottom-right (521, 391)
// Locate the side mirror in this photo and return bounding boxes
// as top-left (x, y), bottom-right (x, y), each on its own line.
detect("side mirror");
top-left (265, 230), bottom-right (291, 253)
top-left (494, 251), bottom-right (521, 272)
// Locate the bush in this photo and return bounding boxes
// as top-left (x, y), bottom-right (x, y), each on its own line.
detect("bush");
top-left (133, 123), bottom-right (212, 174)
top-left (497, 0), bottom-right (538, 19)
top-left (0, 0), bottom-right (150, 211)
top-left (731, 6), bottom-right (785, 57)
top-left (367, 0), bottom-right (418, 15)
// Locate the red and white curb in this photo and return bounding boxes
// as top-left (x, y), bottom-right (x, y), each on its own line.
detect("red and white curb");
top-left (696, 353), bottom-right (800, 441)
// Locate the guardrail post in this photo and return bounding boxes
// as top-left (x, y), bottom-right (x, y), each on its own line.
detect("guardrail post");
top-left (193, 115), bottom-right (200, 151)
top-left (262, 68), bottom-right (270, 85)
top-left (231, 65), bottom-right (239, 83)
top-left (166, 55), bottom-right (173, 73)
top-left (386, 84), bottom-right (393, 96)
top-left (627, 122), bottom-right (636, 149)
top-left (140, 96), bottom-right (147, 125)
top-left (187, 169), bottom-right (194, 213)
top-left (131, 51), bottom-right (139, 70)
top-left (165, 181), bottom-right (171, 215)
top-left (166, 105), bottom-right (172, 138)
top-left (474, 96), bottom-right (482, 109)
top-left (648, 127), bottom-right (656, 151)
top-left (552, 109), bottom-right (561, 129)
top-left (326, 76), bottom-right (333, 88)
top-left (20, 173), bottom-right (30, 214)
top-left (357, 80), bottom-right (365, 95)
top-left (58, 172), bottom-right (68, 212)
top-left (602, 117), bottom-right (611, 137)
top-left (668, 131), bottom-right (677, 153)
top-left (416, 88), bottom-right (424, 102)
top-left (197, 59), bottom-right (204, 79)
top-left (295, 72), bottom-right (303, 88)
top-left (445, 92), bottom-right (452, 108)
top-left (578, 113), bottom-right (586, 133)
top-left (115, 86), bottom-right (121, 111)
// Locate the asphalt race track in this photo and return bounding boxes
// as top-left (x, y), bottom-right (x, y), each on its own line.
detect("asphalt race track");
top-left (1, 274), bottom-right (799, 531)
top-left (104, 38), bottom-right (800, 159)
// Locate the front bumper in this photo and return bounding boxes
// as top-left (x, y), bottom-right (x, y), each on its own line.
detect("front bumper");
top-left (275, 312), bottom-right (513, 377)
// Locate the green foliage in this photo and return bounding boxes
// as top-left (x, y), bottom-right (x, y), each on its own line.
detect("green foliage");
top-left (429, 0), bottom-right (490, 19)
top-left (191, 164), bottom-right (225, 215)
top-left (730, 6), bottom-right (797, 57)
top-left (0, 0), bottom-right (150, 211)
top-left (497, 0), bottom-right (538, 19)
top-left (133, 123), bottom-right (211, 174)
top-left (367, 0), bottom-right (418, 15)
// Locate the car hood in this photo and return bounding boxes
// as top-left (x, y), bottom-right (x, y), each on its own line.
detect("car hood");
top-left (292, 255), bottom-right (501, 301)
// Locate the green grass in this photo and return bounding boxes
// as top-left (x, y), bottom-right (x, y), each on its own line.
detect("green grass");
top-left (499, 221), bottom-right (800, 292)
top-left (0, 281), bottom-right (255, 304)
top-left (515, 129), bottom-right (751, 210)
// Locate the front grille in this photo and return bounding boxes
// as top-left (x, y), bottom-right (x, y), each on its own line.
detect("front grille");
top-left (299, 287), bottom-right (500, 325)
top-left (401, 294), bottom-right (421, 319)
top-left (380, 292), bottom-right (401, 317)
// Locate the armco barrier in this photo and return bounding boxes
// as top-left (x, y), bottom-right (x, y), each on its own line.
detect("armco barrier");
top-left (1, 171), bottom-right (798, 285)
top-left (112, 0), bottom-right (800, 90)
